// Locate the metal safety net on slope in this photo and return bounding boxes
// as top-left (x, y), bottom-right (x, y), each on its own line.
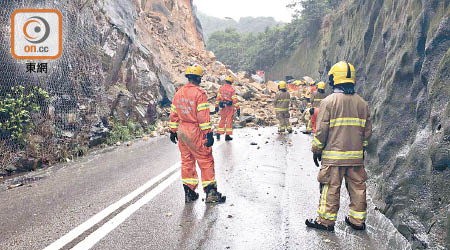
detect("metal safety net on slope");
top-left (0, 0), bottom-right (108, 171)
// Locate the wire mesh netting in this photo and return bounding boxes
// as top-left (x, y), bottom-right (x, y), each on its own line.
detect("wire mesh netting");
top-left (0, 0), bottom-right (108, 170)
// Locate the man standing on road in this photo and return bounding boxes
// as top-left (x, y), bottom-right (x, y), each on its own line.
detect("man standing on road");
top-left (215, 76), bottom-right (240, 141)
top-left (306, 61), bottom-right (372, 231)
top-left (274, 81), bottom-right (292, 133)
top-left (169, 64), bottom-right (226, 204)
top-left (309, 81), bottom-right (328, 134)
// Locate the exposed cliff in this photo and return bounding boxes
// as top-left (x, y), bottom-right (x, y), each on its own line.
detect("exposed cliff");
top-left (268, 0), bottom-right (449, 248)
top-left (0, 0), bottom-right (219, 170)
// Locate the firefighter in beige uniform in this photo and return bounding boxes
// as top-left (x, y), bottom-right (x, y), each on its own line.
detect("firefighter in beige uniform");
top-left (306, 61), bottom-right (372, 231)
top-left (274, 81), bottom-right (292, 133)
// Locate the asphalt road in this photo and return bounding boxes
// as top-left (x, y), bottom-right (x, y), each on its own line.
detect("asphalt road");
top-left (0, 127), bottom-right (411, 250)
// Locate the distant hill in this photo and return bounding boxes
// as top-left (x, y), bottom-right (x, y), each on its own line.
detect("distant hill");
top-left (195, 10), bottom-right (284, 40)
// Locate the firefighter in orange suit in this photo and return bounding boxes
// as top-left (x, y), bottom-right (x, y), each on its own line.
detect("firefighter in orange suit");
top-left (309, 81), bottom-right (328, 134)
top-left (306, 61), bottom-right (372, 231)
top-left (169, 64), bottom-right (226, 203)
top-left (215, 76), bottom-right (240, 141)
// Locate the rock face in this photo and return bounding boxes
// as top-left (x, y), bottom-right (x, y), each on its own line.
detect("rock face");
top-left (0, 0), bottom-right (212, 168)
top-left (268, 1), bottom-right (450, 248)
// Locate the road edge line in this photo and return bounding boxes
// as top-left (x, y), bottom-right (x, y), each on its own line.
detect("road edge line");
top-left (70, 171), bottom-right (181, 250)
top-left (43, 162), bottom-right (181, 250)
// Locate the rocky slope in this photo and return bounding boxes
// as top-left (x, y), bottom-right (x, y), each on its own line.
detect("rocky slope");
top-left (268, 0), bottom-right (450, 248)
top-left (0, 0), bottom-right (230, 171)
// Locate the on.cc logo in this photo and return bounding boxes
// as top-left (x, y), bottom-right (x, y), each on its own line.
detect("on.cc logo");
top-left (23, 16), bottom-right (51, 44)
top-left (11, 9), bottom-right (62, 60)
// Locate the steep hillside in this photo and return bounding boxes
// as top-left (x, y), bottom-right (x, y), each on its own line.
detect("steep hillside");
top-left (196, 11), bottom-right (283, 40)
top-left (0, 0), bottom-right (221, 171)
top-left (269, 0), bottom-right (450, 248)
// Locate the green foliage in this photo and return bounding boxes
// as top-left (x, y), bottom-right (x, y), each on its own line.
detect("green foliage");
top-left (106, 119), bottom-right (156, 145)
top-left (206, 0), bottom-right (342, 72)
top-left (196, 10), bottom-right (283, 40)
top-left (0, 85), bottom-right (49, 143)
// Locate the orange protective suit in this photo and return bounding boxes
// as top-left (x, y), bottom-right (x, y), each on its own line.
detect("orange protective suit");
top-left (311, 108), bottom-right (319, 134)
top-left (169, 83), bottom-right (216, 191)
top-left (216, 83), bottom-right (239, 135)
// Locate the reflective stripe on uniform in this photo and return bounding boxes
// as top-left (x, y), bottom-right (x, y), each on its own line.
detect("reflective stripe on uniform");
top-left (217, 128), bottom-right (225, 132)
top-left (197, 103), bottom-right (210, 111)
top-left (280, 99), bottom-right (290, 102)
top-left (314, 98), bottom-right (323, 102)
top-left (312, 137), bottom-right (324, 149)
top-left (232, 95), bottom-right (238, 99)
top-left (363, 140), bottom-right (368, 147)
top-left (317, 184), bottom-right (337, 221)
top-left (275, 108), bottom-right (289, 112)
top-left (171, 104), bottom-right (177, 113)
top-left (322, 150), bottom-right (363, 160)
top-left (349, 209), bottom-right (367, 220)
top-left (199, 122), bottom-right (212, 130)
top-left (182, 178), bottom-right (199, 185)
top-left (226, 128), bottom-right (233, 132)
top-left (169, 122), bottom-right (179, 129)
top-left (202, 180), bottom-right (216, 187)
top-left (329, 117), bottom-right (366, 128)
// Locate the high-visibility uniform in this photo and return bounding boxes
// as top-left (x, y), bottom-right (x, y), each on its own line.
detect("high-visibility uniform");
top-left (170, 83), bottom-right (216, 191)
top-left (311, 108), bottom-right (319, 134)
top-left (310, 91), bottom-right (328, 108)
top-left (274, 91), bottom-right (291, 132)
top-left (216, 83), bottom-right (239, 135)
top-left (312, 90), bottom-right (372, 227)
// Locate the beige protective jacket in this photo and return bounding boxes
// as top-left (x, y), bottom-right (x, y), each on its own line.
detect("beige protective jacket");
top-left (274, 91), bottom-right (291, 112)
top-left (311, 91), bottom-right (328, 108)
top-left (312, 92), bottom-right (372, 166)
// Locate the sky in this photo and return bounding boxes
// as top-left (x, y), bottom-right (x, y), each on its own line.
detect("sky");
top-left (193, 0), bottom-right (295, 23)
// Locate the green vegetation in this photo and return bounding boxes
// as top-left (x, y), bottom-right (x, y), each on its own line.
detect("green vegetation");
top-left (206, 0), bottom-right (342, 72)
top-left (0, 85), bottom-right (49, 144)
top-left (196, 11), bottom-right (283, 40)
top-left (106, 119), bottom-right (156, 145)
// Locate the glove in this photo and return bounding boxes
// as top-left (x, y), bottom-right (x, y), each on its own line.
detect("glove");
top-left (309, 108), bottom-right (315, 116)
top-left (219, 101), bottom-right (225, 108)
top-left (170, 131), bottom-right (178, 144)
top-left (313, 153), bottom-right (322, 167)
top-left (237, 109), bottom-right (240, 117)
top-left (226, 100), bottom-right (233, 106)
top-left (204, 132), bottom-right (214, 147)
top-left (215, 107), bottom-right (219, 113)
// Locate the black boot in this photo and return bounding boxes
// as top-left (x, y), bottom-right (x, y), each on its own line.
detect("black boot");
top-left (183, 184), bottom-right (199, 203)
top-left (225, 135), bottom-right (233, 141)
top-left (345, 217), bottom-right (366, 230)
top-left (305, 219), bottom-right (334, 232)
top-left (204, 183), bottom-right (226, 203)
top-left (216, 133), bottom-right (221, 141)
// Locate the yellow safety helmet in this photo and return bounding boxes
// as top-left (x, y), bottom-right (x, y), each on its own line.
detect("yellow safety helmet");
top-left (310, 81), bottom-right (316, 86)
top-left (224, 76), bottom-right (234, 83)
top-left (293, 80), bottom-right (301, 86)
top-left (328, 61), bottom-right (355, 85)
top-left (185, 64), bottom-right (204, 77)
top-left (278, 81), bottom-right (287, 90)
top-left (318, 81), bottom-right (326, 90)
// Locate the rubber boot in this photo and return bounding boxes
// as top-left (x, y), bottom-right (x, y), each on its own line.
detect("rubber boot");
top-left (183, 184), bottom-right (199, 203)
top-left (204, 183), bottom-right (226, 203)
top-left (288, 128), bottom-right (293, 134)
top-left (225, 135), bottom-right (233, 141)
top-left (305, 219), bottom-right (334, 232)
top-left (345, 217), bottom-right (366, 230)
top-left (216, 133), bottom-right (221, 141)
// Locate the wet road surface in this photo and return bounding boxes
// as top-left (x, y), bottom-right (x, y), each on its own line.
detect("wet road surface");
top-left (0, 127), bottom-right (410, 250)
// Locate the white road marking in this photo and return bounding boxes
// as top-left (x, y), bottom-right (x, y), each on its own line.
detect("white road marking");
top-left (43, 162), bottom-right (181, 250)
top-left (70, 171), bottom-right (180, 250)
top-left (44, 141), bottom-right (223, 250)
